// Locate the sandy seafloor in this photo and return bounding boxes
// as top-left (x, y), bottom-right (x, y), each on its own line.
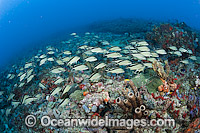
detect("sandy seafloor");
top-left (0, 21), bottom-right (200, 133)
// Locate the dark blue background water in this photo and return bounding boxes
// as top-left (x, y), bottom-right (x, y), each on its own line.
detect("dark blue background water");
top-left (0, 0), bottom-right (200, 69)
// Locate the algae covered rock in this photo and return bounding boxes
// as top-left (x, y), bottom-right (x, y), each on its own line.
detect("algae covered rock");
top-left (146, 77), bottom-right (163, 93)
top-left (131, 69), bottom-right (162, 93)
top-left (131, 74), bottom-right (148, 88)
top-left (69, 90), bottom-right (84, 102)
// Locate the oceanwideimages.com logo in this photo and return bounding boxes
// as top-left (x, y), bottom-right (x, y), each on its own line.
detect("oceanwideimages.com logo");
top-left (25, 115), bottom-right (175, 129)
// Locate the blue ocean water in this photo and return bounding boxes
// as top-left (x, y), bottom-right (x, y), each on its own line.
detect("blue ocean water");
top-left (0, 0), bottom-right (200, 69)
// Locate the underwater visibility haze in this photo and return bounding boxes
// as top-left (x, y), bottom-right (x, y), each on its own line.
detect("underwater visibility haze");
top-left (1, 0), bottom-right (200, 67)
top-left (0, 0), bottom-right (200, 132)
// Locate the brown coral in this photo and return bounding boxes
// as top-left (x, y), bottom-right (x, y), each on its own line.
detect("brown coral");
top-left (153, 60), bottom-right (178, 93)
top-left (152, 60), bottom-right (169, 80)
top-left (115, 82), bottom-right (147, 120)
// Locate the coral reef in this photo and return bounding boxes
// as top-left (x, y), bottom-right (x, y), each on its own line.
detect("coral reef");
top-left (0, 21), bottom-right (199, 132)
